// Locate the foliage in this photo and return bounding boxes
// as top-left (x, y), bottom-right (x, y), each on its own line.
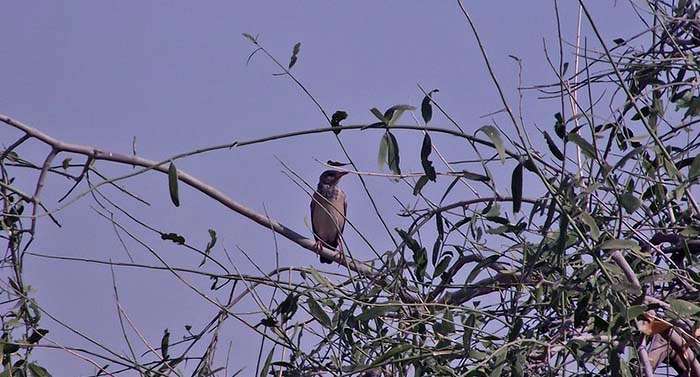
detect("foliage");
top-left (1, 1), bottom-right (700, 376)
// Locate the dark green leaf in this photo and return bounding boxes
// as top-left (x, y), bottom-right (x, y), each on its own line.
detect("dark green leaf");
top-left (689, 154), bottom-right (700, 181)
top-left (307, 298), bottom-right (331, 328)
top-left (421, 89), bottom-right (439, 124)
top-left (413, 175), bottom-right (430, 196)
top-left (259, 348), bottom-right (274, 377)
top-left (27, 329), bottom-right (49, 344)
top-left (554, 112), bottom-right (566, 138)
top-left (543, 131), bottom-right (564, 161)
top-left (420, 133), bottom-right (436, 181)
top-left (28, 363), bottom-right (52, 377)
top-left (386, 131), bottom-right (401, 175)
top-left (61, 158), bottom-right (71, 170)
top-left (567, 133), bottom-right (596, 159)
top-left (161, 232), bottom-right (186, 245)
top-left (288, 42), bottom-right (301, 69)
top-left (355, 305), bottom-right (400, 322)
top-left (511, 163), bottom-right (523, 213)
top-left (371, 344), bottom-right (411, 366)
top-left (458, 171), bottom-right (490, 182)
top-left (370, 107), bottom-right (388, 124)
top-left (477, 125), bottom-right (506, 163)
top-left (168, 162), bottom-right (180, 207)
top-left (199, 229), bottom-right (218, 267)
top-left (433, 255), bottom-right (451, 278)
top-left (330, 110), bottom-right (348, 135)
top-left (467, 255), bottom-right (500, 284)
top-left (326, 160), bottom-right (350, 167)
top-left (161, 329), bottom-right (170, 359)
top-left (619, 192), bottom-right (641, 214)
top-left (242, 33), bottom-right (257, 44)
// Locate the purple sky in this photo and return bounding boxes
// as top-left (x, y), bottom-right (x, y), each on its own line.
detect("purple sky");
top-left (0, 2), bottom-right (641, 375)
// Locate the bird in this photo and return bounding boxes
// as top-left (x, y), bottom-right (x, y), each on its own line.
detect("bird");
top-left (310, 170), bottom-right (348, 264)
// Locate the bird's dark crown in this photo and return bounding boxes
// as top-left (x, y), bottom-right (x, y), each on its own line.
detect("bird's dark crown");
top-left (317, 170), bottom-right (347, 197)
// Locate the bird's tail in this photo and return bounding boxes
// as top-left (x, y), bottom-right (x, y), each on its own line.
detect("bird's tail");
top-left (319, 239), bottom-right (338, 264)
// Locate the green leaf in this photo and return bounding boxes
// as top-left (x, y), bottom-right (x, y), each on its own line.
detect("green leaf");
top-left (199, 229), bottom-right (218, 267)
top-left (669, 298), bottom-right (700, 318)
top-left (242, 32), bottom-right (257, 44)
top-left (330, 110), bottom-right (348, 135)
top-left (161, 232), bottom-right (186, 245)
top-left (413, 175), bottom-right (430, 196)
top-left (420, 133), bottom-right (436, 181)
top-left (61, 158), bottom-right (72, 170)
top-left (600, 239), bottom-right (640, 252)
top-left (259, 348), bottom-right (274, 377)
top-left (543, 131), bottom-right (564, 161)
top-left (377, 133), bottom-right (389, 170)
top-left (355, 305), bottom-right (400, 322)
top-left (619, 192), bottom-right (641, 214)
top-left (168, 161), bottom-right (180, 207)
top-left (288, 42), bottom-right (301, 69)
top-left (421, 89), bottom-right (439, 124)
top-left (384, 104), bottom-right (415, 126)
top-left (477, 125), bottom-right (506, 163)
top-left (626, 305), bottom-right (645, 320)
top-left (567, 133), bottom-right (596, 159)
top-left (467, 255), bottom-right (500, 284)
top-left (433, 255), bottom-right (452, 278)
top-left (27, 329), bottom-right (49, 344)
top-left (386, 131), bottom-right (401, 176)
top-left (28, 363), bottom-right (52, 377)
top-left (307, 298), bottom-right (331, 328)
top-left (511, 163), bottom-right (523, 213)
top-left (370, 107), bottom-right (388, 124)
top-left (458, 170), bottom-right (490, 182)
top-left (161, 328), bottom-right (170, 359)
top-left (580, 211), bottom-right (600, 241)
top-left (371, 344), bottom-right (411, 366)
top-left (689, 154), bottom-right (700, 181)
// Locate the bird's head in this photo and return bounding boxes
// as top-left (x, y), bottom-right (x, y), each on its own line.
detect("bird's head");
top-left (318, 170), bottom-right (348, 186)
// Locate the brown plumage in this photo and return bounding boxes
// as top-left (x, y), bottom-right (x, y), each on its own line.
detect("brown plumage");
top-left (310, 170), bottom-right (348, 264)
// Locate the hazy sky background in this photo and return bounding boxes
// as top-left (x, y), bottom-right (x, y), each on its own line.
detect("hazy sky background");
top-left (0, 2), bottom-right (642, 375)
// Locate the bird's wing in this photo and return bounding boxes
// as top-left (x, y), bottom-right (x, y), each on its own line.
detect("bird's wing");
top-left (339, 191), bottom-right (347, 235)
top-left (310, 194), bottom-right (320, 241)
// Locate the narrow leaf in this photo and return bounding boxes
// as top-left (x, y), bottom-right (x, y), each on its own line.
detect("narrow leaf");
top-left (600, 239), bottom-right (640, 252)
top-left (413, 175), bottom-right (430, 196)
top-left (580, 211), bottom-right (600, 241)
top-left (511, 163), bottom-right (523, 213)
top-left (371, 344), bottom-right (411, 366)
top-left (689, 154), bottom-right (700, 181)
top-left (421, 133), bottom-right (436, 181)
top-left (567, 133), bottom-right (596, 159)
top-left (477, 125), bottom-right (506, 163)
top-left (543, 131), bottom-right (564, 161)
top-left (377, 133), bottom-right (389, 170)
top-left (386, 131), bottom-right (401, 175)
top-left (168, 162), bottom-right (180, 207)
top-left (259, 348), bottom-right (274, 377)
top-left (161, 329), bottom-right (170, 359)
top-left (307, 298), bottom-right (331, 328)
top-left (467, 255), bottom-right (500, 284)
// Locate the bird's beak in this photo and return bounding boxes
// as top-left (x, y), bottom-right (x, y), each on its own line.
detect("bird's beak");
top-left (337, 171), bottom-right (349, 178)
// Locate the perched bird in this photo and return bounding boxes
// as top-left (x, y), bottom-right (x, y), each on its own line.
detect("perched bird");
top-left (310, 170), bottom-right (348, 264)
